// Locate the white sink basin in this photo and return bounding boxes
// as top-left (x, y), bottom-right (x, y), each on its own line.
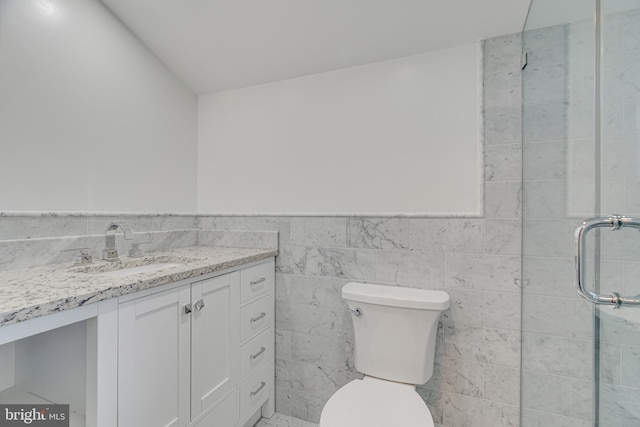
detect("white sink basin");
top-left (94, 262), bottom-right (183, 278)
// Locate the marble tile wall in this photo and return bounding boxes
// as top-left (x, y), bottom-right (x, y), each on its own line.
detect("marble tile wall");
top-left (521, 22), bottom-right (579, 426)
top-left (197, 212), bottom-right (523, 426)
top-left (198, 229), bottom-right (279, 250)
top-left (522, 10), bottom-right (640, 427)
top-left (521, 19), bottom-right (599, 427)
top-left (196, 32), bottom-right (524, 427)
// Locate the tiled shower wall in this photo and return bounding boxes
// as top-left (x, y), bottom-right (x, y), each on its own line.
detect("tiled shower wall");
top-left (198, 33), bottom-right (524, 427)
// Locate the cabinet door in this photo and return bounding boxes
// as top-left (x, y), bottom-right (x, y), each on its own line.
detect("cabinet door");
top-left (118, 286), bottom-right (191, 427)
top-left (191, 272), bottom-right (240, 420)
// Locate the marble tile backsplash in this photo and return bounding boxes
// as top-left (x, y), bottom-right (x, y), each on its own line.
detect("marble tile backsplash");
top-left (0, 215), bottom-right (280, 272)
top-left (0, 214), bottom-right (200, 271)
top-left (0, 229), bottom-right (198, 272)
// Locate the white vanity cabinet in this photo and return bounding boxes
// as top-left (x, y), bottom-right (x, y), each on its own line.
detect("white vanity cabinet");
top-left (118, 285), bottom-right (191, 427)
top-left (191, 274), bottom-right (240, 422)
top-left (117, 258), bottom-right (274, 427)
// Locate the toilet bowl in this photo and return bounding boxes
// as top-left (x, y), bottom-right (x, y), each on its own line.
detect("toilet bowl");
top-left (319, 376), bottom-right (434, 427)
top-left (318, 283), bottom-right (449, 427)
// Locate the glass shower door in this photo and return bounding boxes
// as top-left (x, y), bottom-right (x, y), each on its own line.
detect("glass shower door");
top-left (521, 1), bottom-right (640, 426)
top-left (596, 2), bottom-right (640, 425)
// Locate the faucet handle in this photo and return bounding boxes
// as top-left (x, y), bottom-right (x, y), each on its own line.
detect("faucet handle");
top-left (62, 247), bottom-right (93, 265)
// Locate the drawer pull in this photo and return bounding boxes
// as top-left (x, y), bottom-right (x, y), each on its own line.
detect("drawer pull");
top-left (250, 381), bottom-right (266, 396)
top-left (250, 312), bottom-right (267, 323)
top-left (250, 346), bottom-right (266, 360)
top-left (250, 277), bottom-right (266, 286)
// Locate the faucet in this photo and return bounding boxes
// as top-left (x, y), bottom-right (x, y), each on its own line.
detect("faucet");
top-left (102, 222), bottom-right (134, 262)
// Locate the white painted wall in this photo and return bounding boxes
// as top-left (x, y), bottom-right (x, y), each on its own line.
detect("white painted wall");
top-left (0, 0), bottom-right (197, 212)
top-left (198, 44), bottom-right (482, 215)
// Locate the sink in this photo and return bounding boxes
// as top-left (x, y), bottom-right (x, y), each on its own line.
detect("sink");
top-left (72, 255), bottom-right (195, 278)
top-left (94, 262), bottom-right (183, 278)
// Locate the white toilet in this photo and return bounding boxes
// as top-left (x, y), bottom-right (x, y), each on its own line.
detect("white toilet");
top-left (319, 282), bottom-right (450, 427)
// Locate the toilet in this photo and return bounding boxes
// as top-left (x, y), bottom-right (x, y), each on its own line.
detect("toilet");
top-left (319, 282), bottom-right (450, 427)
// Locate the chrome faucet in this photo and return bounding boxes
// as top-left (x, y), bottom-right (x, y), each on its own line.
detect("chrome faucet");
top-left (102, 222), bottom-right (134, 261)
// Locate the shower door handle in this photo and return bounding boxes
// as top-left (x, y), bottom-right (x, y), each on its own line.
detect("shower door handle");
top-left (575, 215), bottom-right (640, 308)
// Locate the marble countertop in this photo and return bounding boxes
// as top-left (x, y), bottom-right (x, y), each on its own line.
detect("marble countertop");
top-left (0, 246), bottom-right (277, 327)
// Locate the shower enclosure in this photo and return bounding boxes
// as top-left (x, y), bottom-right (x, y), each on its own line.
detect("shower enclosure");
top-left (521, 1), bottom-right (640, 426)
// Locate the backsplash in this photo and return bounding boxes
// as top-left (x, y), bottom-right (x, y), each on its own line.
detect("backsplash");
top-left (0, 213), bottom-right (284, 272)
top-left (0, 214), bottom-right (198, 271)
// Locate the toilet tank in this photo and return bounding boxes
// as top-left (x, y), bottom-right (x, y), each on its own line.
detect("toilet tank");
top-left (342, 283), bottom-right (450, 385)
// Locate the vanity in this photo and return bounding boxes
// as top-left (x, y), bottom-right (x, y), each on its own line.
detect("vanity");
top-left (0, 246), bottom-right (276, 427)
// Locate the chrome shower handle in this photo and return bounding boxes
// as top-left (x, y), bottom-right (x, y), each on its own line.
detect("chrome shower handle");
top-left (575, 215), bottom-right (640, 308)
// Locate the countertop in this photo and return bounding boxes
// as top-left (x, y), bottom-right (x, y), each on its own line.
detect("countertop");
top-left (0, 246), bottom-right (277, 327)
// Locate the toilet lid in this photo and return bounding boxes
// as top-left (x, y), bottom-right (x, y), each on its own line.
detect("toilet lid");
top-left (319, 378), bottom-right (434, 427)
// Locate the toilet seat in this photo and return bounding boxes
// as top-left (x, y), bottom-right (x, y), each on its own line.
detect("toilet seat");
top-left (319, 377), bottom-right (435, 427)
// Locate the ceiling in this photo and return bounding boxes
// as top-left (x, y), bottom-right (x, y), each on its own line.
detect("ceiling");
top-left (100, 0), bottom-right (531, 95)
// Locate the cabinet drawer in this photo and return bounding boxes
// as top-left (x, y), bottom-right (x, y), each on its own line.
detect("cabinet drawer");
top-left (240, 328), bottom-right (272, 381)
top-left (240, 365), bottom-right (271, 419)
top-left (240, 295), bottom-right (272, 343)
top-left (240, 261), bottom-right (274, 304)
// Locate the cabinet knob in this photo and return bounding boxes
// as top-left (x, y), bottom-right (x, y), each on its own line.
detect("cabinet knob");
top-left (183, 304), bottom-right (192, 315)
top-left (194, 299), bottom-right (205, 311)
